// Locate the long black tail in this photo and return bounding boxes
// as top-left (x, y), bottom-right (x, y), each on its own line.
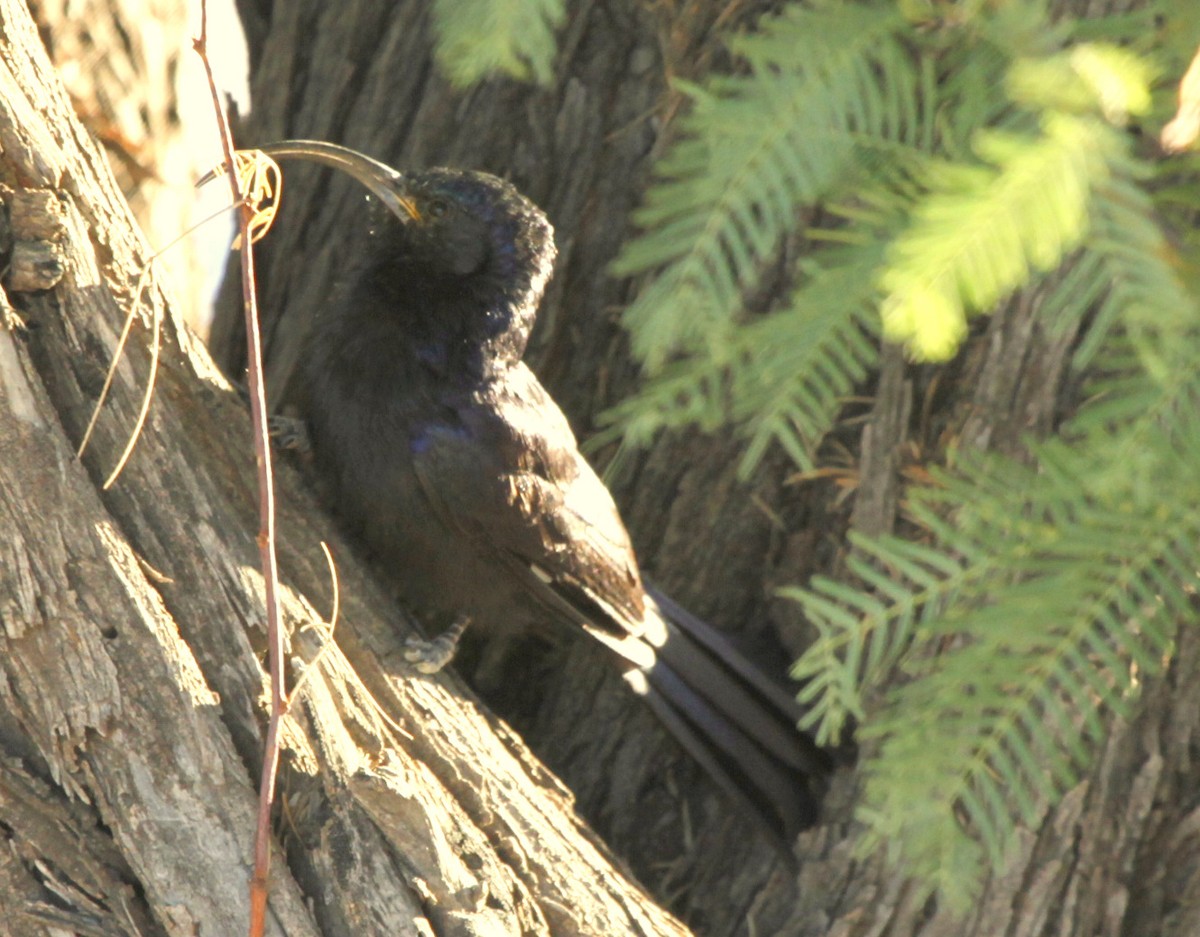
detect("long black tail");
top-left (628, 587), bottom-right (829, 853)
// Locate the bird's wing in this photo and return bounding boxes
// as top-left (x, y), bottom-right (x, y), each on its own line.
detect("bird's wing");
top-left (411, 367), bottom-right (828, 845)
top-left (409, 363), bottom-right (648, 641)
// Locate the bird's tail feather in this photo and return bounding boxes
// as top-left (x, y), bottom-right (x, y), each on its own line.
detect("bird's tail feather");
top-left (632, 589), bottom-right (829, 853)
top-left (649, 587), bottom-right (808, 722)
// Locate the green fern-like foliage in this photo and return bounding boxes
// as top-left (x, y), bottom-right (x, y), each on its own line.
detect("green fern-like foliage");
top-left (880, 45), bottom-right (1152, 358)
top-left (791, 150), bottom-right (1200, 905)
top-left (612, 0), bottom-right (1199, 913)
top-left (607, 0), bottom-right (1021, 471)
top-left (598, 246), bottom-right (882, 473)
top-left (431, 0), bottom-right (563, 86)
top-left (880, 113), bottom-right (1118, 358)
top-left (600, 0), bottom-right (946, 473)
top-left (612, 3), bottom-right (917, 364)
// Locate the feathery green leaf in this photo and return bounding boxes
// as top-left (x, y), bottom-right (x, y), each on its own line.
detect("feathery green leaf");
top-left (432, 0), bottom-right (563, 86)
top-left (614, 2), bottom-right (916, 368)
top-left (879, 113), bottom-right (1120, 359)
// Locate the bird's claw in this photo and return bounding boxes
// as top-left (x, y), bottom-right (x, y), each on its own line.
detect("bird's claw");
top-left (403, 615), bottom-right (471, 674)
top-left (268, 414), bottom-right (312, 453)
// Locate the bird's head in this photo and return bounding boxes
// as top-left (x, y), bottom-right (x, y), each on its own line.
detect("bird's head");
top-left (255, 140), bottom-right (556, 370)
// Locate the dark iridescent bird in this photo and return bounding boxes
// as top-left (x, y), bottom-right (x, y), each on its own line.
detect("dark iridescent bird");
top-left (254, 140), bottom-right (828, 850)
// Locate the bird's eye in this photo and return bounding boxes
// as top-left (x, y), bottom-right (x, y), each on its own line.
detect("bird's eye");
top-left (428, 198), bottom-right (449, 218)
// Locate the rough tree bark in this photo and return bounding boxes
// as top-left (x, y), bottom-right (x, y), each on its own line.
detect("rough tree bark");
top-left (29, 0), bottom-right (204, 327)
top-left (208, 1), bottom-right (1200, 936)
top-left (0, 2), bottom-right (693, 935)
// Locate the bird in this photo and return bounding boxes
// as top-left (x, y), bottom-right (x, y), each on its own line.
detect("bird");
top-left (249, 139), bottom-right (828, 852)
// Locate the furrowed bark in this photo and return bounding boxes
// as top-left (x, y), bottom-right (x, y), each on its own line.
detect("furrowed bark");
top-left (0, 3), bottom-right (691, 934)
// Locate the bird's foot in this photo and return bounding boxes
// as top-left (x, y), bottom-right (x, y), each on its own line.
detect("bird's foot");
top-left (268, 414), bottom-right (311, 453)
top-left (404, 615), bottom-right (471, 674)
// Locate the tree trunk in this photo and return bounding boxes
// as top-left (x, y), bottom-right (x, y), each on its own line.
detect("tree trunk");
top-left (29, 0), bottom-right (205, 328)
top-left (0, 2), bottom-right (690, 934)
